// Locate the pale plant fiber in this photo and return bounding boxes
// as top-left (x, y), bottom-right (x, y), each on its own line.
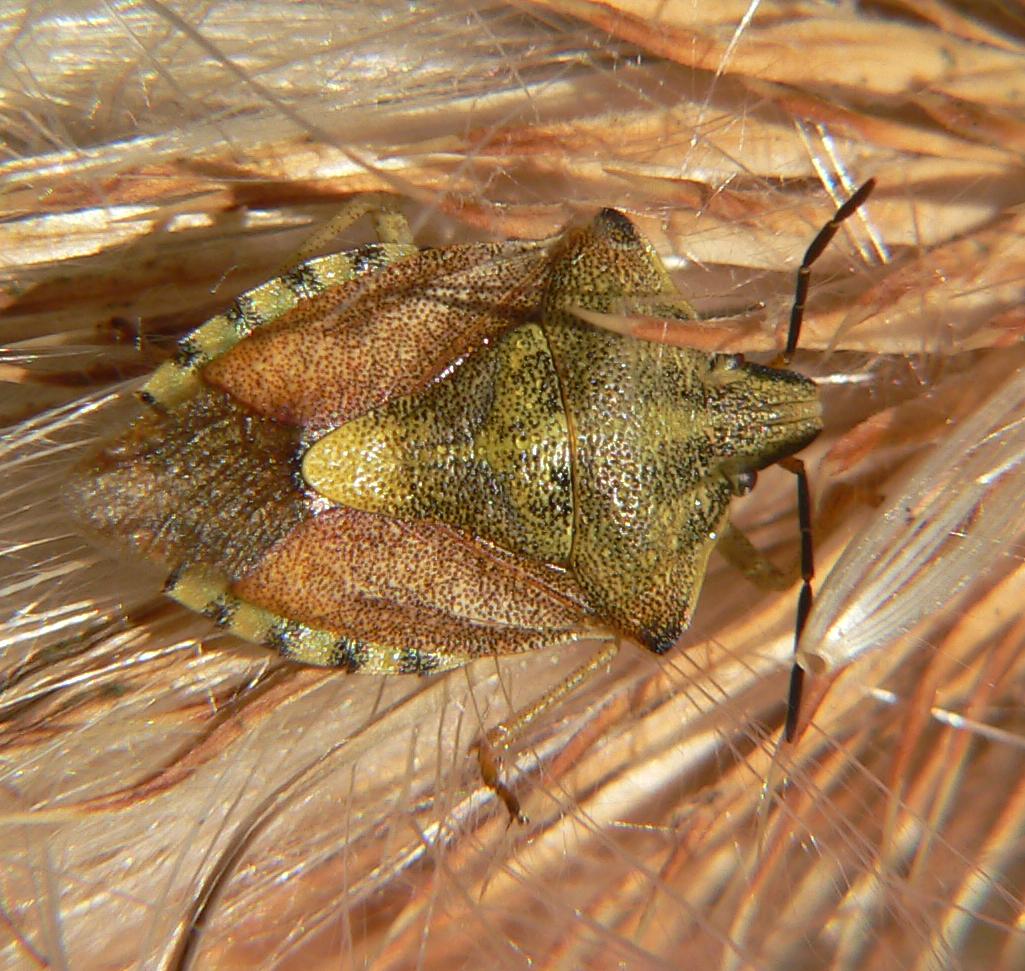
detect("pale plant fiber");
top-left (2, 2), bottom-right (1025, 969)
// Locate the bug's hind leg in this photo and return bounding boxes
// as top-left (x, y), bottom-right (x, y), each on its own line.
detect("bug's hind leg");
top-left (142, 195), bottom-right (419, 412)
top-left (288, 192), bottom-right (415, 268)
top-left (475, 638), bottom-right (620, 824)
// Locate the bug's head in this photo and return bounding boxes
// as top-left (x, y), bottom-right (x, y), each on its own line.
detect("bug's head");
top-left (705, 353), bottom-right (823, 478)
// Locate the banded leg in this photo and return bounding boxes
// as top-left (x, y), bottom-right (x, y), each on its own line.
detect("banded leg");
top-left (141, 196), bottom-right (418, 411)
top-left (476, 638), bottom-right (620, 823)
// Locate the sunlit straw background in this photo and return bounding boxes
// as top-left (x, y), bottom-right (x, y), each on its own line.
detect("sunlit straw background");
top-left (2, 2), bottom-right (1025, 969)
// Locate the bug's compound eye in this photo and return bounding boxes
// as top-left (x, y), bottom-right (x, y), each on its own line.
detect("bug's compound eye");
top-left (711, 353), bottom-right (744, 372)
top-left (731, 470), bottom-right (757, 496)
top-left (708, 352), bottom-right (746, 388)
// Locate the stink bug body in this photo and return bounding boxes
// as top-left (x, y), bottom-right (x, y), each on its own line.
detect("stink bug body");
top-left (70, 183), bottom-right (874, 816)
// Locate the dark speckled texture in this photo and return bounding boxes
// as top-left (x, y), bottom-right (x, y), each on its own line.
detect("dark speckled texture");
top-left (71, 205), bottom-right (821, 666)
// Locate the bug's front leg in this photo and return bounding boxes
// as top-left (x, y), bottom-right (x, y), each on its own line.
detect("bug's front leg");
top-left (715, 520), bottom-right (799, 591)
top-left (474, 638), bottom-right (620, 823)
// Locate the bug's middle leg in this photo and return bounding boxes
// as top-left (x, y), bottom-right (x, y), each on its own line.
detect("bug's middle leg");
top-left (475, 637), bottom-right (620, 823)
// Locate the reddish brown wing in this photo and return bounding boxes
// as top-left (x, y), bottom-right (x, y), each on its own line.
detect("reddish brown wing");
top-left (203, 240), bottom-right (552, 432)
top-left (72, 232), bottom-right (603, 671)
top-left (233, 507), bottom-right (598, 671)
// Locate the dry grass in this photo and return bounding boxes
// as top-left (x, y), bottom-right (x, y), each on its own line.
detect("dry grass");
top-left (2, 2), bottom-right (1024, 968)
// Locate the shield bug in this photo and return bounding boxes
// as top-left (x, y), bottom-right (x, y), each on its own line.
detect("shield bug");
top-left (70, 182), bottom-right (875, 819)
